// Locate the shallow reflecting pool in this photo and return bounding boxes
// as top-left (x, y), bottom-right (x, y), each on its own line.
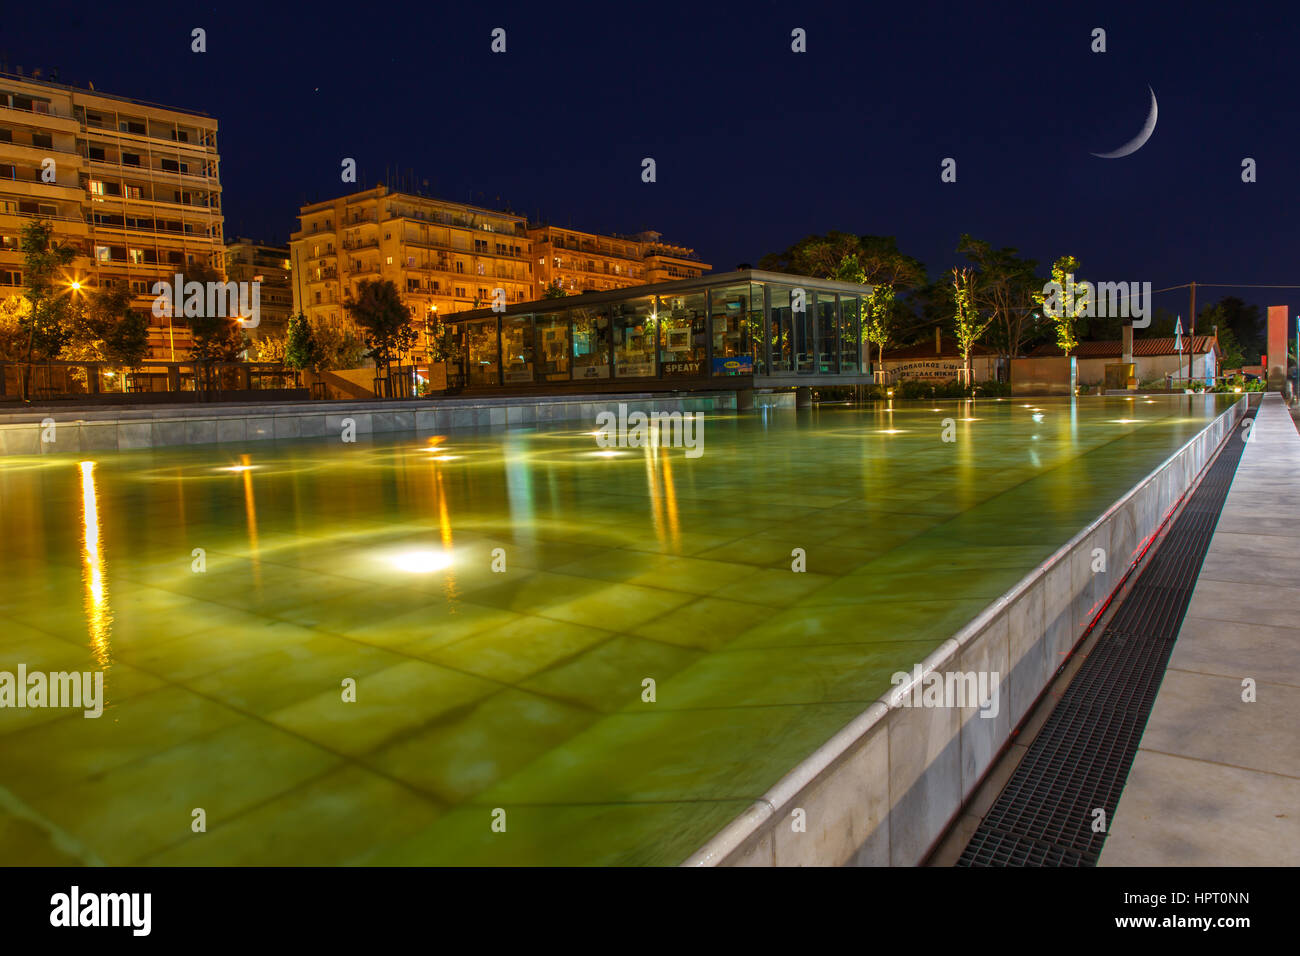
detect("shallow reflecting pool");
top-left (0, 394), bottom-right (1233, 864)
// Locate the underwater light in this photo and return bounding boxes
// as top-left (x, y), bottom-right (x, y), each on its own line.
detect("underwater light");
top-left (389, 550), bottom-right (452, 573)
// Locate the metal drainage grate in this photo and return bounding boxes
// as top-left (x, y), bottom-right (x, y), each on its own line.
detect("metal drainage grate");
top-left (957, 405), bottom-right (1256, 866)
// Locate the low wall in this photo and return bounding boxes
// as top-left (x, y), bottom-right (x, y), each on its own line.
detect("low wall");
top-left (0, 392), bottom-right (739, 456)
top-left (1011, 356), bottom-right (1074, 396)
top-left (684, 396), bottom-right (1246, 867)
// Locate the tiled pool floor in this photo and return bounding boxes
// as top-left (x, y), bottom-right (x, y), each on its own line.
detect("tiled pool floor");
top-left (0, 395), bottom-right (1232, 864)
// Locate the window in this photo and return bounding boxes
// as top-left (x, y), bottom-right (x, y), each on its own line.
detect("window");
top-left (455, 261), bottom-right (464, 274)
top-left (125, 184), bottom-right (143, 199)
top-left (89, 181), bottom-right (106, 196)
top-left (0, 129), bottom-right (10, 143)
top-left (129, 248), bottom-right (145, 264)
top-left (501, 315), bottom-right (535, 383)
top-left (534, 313), bottom-right (571, 381)
top-left (0, 269), bottom-right (21, 286)
top-left (32, 133), bottom-right (52, 150)
top-left (658, 291), bottom-right (706, 375)
top-left (88, 145), bottom-right (105, 160)
top-left (122, 153), bottom-right (141, 166)
top-left (95, 246), bottom-right (111, 262)
top-left (465, 319), bottom-right (500, 386)
top-left (614, 297), bottom-right (657, 378)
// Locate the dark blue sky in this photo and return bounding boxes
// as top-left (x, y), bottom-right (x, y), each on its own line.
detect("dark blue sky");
top-left (7, 0), bottom-right (1298, 316)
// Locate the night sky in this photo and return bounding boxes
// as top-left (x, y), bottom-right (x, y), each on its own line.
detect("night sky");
top-left (7, 0), bottom-right (1298, 317)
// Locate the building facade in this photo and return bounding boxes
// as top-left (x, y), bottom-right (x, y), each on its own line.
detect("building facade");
top-left (292, 187), bottom-right (711, 365)
top-left (528, 226), bottom-right (707, 296)
top-left (291, 187), bottom-right (534, 363)
top-left (225, 237), bottom-right (291, 340)
top-left (444, 269), bottom-right (873, 392)
top-left (0, 71), bottom-right (224, 360)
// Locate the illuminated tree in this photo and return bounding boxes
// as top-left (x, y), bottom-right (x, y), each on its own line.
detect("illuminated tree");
top-left (1032, 255), bottom-right (1087, 356)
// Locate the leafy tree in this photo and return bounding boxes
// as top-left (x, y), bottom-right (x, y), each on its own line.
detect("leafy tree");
top-left (1199, 297), bottom-right (1264, 364)
top-left (62, 286), bottom-right (148, 369)
top-left (542, 280), bottom-right (568, 299)
top-left (311, 318), bottom-right (365, 371)
top-left (1032, 255), bottom-right (1087, 356)
top-left (951, 267), bottom-right (994, 384)
top-left (344, 279), bottom-right (414, 382)
top-left (760, 232), bottom-right (926, 290)
top-left (183, 261), bottom-right (248, 363)
top-left (284, 312), bottom-right (320, 371)
top-left (864, 285), bottom-right (896, 371)
top-left (17, 220), bottom-right (77, 400)
top-left (956, 235), bottom-right (1041, 359)
top-left (1215, 326), bottom-right (1245, 371)
top-left (0, 296), bottom-right (32, 362)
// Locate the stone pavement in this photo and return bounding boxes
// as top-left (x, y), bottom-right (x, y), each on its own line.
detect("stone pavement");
top-left (1101, 393), bottom-right (1300, 865)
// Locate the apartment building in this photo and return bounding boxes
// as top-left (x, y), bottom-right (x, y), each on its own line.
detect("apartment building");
top-left (0, 71), bottom-right (224, 360)
top-left (291, 186), bottom-right (533, 362)
top-left (528, 225), bottom-right (708, 296)
top-left (225, 237), bottom-right (291, 339)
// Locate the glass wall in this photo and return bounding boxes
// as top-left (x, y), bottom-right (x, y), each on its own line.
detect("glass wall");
top-left (709, 284), bottom-right (759, 376)
top-left (501, 314), bottom-right (535, 383)
top-left (613, 296), bottom-right (656, 378)
top-left (793, 287), bottom-right (814, 373)
top-left (465, 318), bottom-right (500, 386)
top-left (839, 294), bottom-right (861, 373)
top-left (657, 291), bottom-right (706, 377)
top-left (533, 312), bottom-right (571, 382)
top-left (769, 285), bottom-right (793, 373)
top-left (571, 305), bottom-right (611, 381)
top-left (814, 292), bottom-right (838, 374)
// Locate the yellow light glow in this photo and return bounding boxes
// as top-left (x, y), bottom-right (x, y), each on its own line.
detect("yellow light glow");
top-left (390, 550), bottom-right (453, 574)
top-left (593, 449), bottom-right (624, 457)
top-left (878, 428), bottom-right (906, 434)
top-left (431, 454), bottom-right (459, 462)
top-left (79, 460), bottom-right (112, 665)
top-left (70, 280), bottom-right (82, 291)
top-left (220, 464), bottom-right (255, 472)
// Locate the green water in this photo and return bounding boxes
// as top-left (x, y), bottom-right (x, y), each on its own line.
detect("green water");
top-left (0, 394), bottom-right (1232, 865)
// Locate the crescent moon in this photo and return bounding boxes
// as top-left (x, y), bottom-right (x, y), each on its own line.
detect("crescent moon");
top-left (1091, 85), bottom-right (1158, 159)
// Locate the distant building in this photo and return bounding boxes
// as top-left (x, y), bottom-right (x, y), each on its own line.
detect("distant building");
top-left (878, 331), bottom-right (1000, 382)
top-left (290, 187), bottom-right (534, 364)
top-left (528, 225), bottom-right (708, 296)
top-left (0, 70), bottom-right (224, 360)
top-left (1030, 336), bottom-right (1221, 385)
top-left (225, 238), bottom-right (291, 339)
top-left (291, 186), bottom-right (711, 365)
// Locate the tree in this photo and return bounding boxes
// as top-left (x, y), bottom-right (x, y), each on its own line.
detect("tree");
top-left (1032, 255), bottom-right (1088, 356)
top-left (1216, 326), bottom-right (1245, 371)
top-left (951, 267), bottom-right (994, 385)
top-left (956, 235), bottom-right (1041, 359)
top-left (542, 280), bottom-right (568, 299)
top-left (1199, 297), bottom-right (1264, 364)
top-left (0, 296), bottom-right (32, 362)
top-left (760, 232), bottom-right (925, 290)
top-left (864, 284), bottom-right (896, 372)
top-left (344, 278), bottom-right (414, 384)
top-left (284, 312), bottom-right (320, 371)
top-left (184, 261), bottom-right (248, 363)
top-left (17, 220), bottom-right (77, 401)
top-left (311, 319), bottom-right (365, 371)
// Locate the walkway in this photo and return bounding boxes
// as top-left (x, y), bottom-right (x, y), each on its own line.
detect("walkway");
top-left (1100, 393), bottom-right (1300, 865)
